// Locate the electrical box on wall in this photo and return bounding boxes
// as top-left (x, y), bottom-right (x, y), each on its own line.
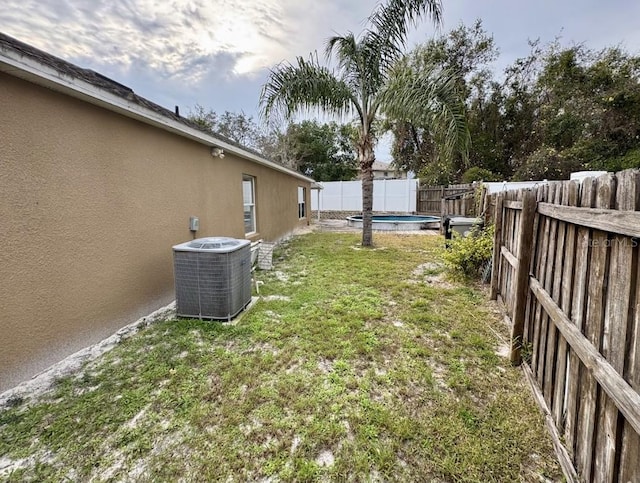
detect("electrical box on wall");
top-left (189, 216), bottom-right (199, 232)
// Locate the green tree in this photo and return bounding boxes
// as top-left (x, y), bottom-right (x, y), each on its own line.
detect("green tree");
top-left (280, 121), bottom-right (358, 181)
top-left (260, 0), bottom-right (468, 246)
top-left (187, 107), bottom-right (357, 177)
top-left (461, 166), bottom-right (500, 183)
top-left (388, 20), bottom-right (497, 182)
top-left (507, 42), bottom-right (640, 179)
top-left (188, 106), bottom-right (278, 156)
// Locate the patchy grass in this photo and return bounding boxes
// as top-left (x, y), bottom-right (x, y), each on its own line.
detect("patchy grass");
top-left (0, 233), bottom-right (562, 482)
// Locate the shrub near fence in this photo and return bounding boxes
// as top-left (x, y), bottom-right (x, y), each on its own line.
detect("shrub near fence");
top-left (490, 169), bottom-right (640, 482)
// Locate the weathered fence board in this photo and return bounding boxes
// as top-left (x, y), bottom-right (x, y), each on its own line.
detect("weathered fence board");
top-left (537, 203), bottom-right (640, 238)
top-left (617, 169), bottom-right (640, 483)
top-left (594, 170), bottom-right (636, 482)
top-left (522, 364), bottom-right (580, 483)
top-left (489, 169), bottom-right (640, 481)
top-left (441, 190), bottom-right (477, 218)
top-left (564, 177), bottom-right (595, 459)
top-left (497, 189), bottom-right (521, 321)
top-left (529, 277), bottom-right (640, 435)
top-left (503, 200), bottom-right (523, 210)
top-left (489, 193), bottom-right (504, 300)
top-left (543, 184), bottom-right (565, 410)
top-left (500, 246), bottom-right (518, 269)
top-left (510, 191), bottom-right (536, 364)
top-left (538, 183), bottom-right (561, 392)
top-left (576, 174), bottom-right (615, 482)
top-left (531, 184), bottom-right (550, 379)
top-left (552, 182), bottom-right (578, 430)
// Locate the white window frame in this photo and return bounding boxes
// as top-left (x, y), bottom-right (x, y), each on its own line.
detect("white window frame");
top-left (243, 175), bottom-right (256, 235)
top-left (298, 186), bottom-right (306, 219)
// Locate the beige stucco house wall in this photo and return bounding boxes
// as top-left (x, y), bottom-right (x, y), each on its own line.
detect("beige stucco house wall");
top-left (0, 34), bottom-right (313, 392)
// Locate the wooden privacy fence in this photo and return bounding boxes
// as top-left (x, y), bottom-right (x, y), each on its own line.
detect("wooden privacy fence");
top-left (416, 183), bottom-right (471, 214)
top-left (490, 169), bottom-right (640, 482)
top-left (440, 186), bottom-right (490, 220)
top-left (440, 190), bottom-right (476, 217)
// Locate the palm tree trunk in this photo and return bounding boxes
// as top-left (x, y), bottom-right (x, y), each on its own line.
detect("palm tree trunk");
top-left (359, 138), bottom-right (375, 247)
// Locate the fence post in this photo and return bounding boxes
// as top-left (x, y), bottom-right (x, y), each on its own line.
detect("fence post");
top-left (490, 192), bottom-right (504, 300)
top-left (382, 179), bottom-right (387, 212)
top-left (510, 190), bottom-right (537, 365)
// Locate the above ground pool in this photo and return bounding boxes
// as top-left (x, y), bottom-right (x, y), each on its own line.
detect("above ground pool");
top-left (346, 214), bottom-right (440, 231)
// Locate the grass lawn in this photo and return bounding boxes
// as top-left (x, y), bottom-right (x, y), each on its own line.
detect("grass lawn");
top-left (0, 232), bottom-right (562, 482)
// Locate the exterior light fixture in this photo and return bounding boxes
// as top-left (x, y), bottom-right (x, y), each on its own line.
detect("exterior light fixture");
top-left (211, 147), bottom-right (225, 158)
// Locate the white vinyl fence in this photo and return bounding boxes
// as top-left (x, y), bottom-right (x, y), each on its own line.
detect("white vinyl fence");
top-left (311, 179), bottom-right (418, 213)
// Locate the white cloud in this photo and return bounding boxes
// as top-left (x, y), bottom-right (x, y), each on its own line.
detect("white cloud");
top-left (0, 0), bottom-right (375, 83)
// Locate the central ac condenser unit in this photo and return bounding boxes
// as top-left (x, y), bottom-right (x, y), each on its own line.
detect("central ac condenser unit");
top-left (173, 237), bottom-right (252, 320)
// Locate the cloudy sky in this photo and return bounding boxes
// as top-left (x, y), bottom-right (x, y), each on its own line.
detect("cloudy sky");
top-left (2, 0), bottom-right (640, 160)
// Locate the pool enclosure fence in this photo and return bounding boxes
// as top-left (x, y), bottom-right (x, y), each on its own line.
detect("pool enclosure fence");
top-left (311, 179), bottom-right (418, 218)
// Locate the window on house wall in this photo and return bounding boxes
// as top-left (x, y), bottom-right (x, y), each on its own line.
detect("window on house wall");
top-left (243, 175), bottom-right (256, 234)
top-left (298, 186), bottom-right (306, 219)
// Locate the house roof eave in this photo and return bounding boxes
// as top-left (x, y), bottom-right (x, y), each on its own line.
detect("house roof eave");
top-left (0, 36), bottom-right (315, 185)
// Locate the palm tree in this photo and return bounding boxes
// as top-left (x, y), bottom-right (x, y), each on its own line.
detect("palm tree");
top-left (260, 0), bottom-right (469, 246)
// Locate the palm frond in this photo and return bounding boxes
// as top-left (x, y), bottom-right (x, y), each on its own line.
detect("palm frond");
top-left (369, 0), bottom-right (442, 44)
top-left (365, 0), bottom-right (443, 77)
top-left (325, 33), bottom-right (358, 66)
top-left (324, 33), bottom-right (366, 92)
top-left (260, 54), bottom-right (362, 125)
top-left (379, 62), bottom-right (470, 163)
top-left (324, 34), bottom-right (381, 113)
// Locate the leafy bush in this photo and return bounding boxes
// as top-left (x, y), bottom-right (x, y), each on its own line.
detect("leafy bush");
top-left (512, 146), bottom-right (582, 181)
top-left (442, 225), bottom-right (494, 279)
top-left (462, 167), bottom-right (500, 183)
top-left (593, 147), bottom-right (640, 172)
